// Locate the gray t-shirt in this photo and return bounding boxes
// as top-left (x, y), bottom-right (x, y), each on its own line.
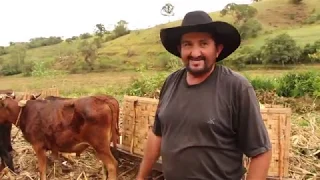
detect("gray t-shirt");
top-left (152, 65), bottom-right (271, 180)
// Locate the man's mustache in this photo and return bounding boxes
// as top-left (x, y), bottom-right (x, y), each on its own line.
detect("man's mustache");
top-left (187, 56), bottom-right (206, 61)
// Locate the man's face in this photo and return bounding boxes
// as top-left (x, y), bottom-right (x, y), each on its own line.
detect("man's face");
top-left (180, 32), bottom-right (223, 77)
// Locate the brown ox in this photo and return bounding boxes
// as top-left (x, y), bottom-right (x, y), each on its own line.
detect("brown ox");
top-left (45, 96), bottom-right (120, 141)
top-left (0, 94), bottom-right (118, 180)
top-left (0, 89), bottom-right (27, 172)
top-left (0, 89), bottom-right (15, 153)
top-left (0, 90), bottom-right (41, 157)
top-left (44, 95), bottom-right (121, 157)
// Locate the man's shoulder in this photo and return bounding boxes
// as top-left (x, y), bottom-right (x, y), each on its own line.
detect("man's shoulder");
top-left (164, 68), bottom-right (186, 84)
top-left (218, 65), bottom-right (252, 91)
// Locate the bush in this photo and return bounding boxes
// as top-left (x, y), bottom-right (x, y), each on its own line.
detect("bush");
top-left (309, 50), bottom-right (320, 63)
top-left (304, 13), bottom-right (320, 24)
top-left (238, 19), bottom-right (263, 39)
top-left (27, 36), bottom-right (63, 49)
top-left (248, 76), bottom-right (276, 91)
top-left (290, 0), bottom-right (303, 4)
top-left (276, 71), bottom-right (320, 97)
top-left (122, 69), bottom-right (320, 100)
top-left (300, 40), bottom-right (320, 63)
top-left (123, 72), bottom-right (168, 98)
top-left (0, 63), bottom-right (21, 76)
top-left (155, 52), bottom-right (183, 71)
top-left (224, 46), bottom-right (262, 70)
top-left (260, 33), bottom-right (301, 65)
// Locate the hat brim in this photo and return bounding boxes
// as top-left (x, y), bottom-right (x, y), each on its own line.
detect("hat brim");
top-left (160, 21), bottom-right (241, 62)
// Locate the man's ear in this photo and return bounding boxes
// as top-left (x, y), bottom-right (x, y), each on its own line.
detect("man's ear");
top-left (177, 45), bottom-right (181, 54)
top-left (216, 44), bottom-right (224, 57)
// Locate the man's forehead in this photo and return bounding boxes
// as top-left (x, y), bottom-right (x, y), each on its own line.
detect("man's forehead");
top-left (181, 32), bottom-right (212, 41)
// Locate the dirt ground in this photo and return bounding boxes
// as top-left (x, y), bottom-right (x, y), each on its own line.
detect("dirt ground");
top-left (0, 126), bottom-right (163, 180)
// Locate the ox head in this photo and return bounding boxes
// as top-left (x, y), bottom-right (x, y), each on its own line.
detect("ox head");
top-left (0, 93), bottom-right (16, 124)
top-left (13, 92), bottom-right (42, 101)
top-left (0, 89), bottom-right (15, 98)
top-left (0, 93), bottom-right (15, 101)
top-left (0, 91), bottom-right (41, 124)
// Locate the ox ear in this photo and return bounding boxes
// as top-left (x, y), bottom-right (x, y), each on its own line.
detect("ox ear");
top-left (10, 91), bottom-right (16, 99)
top-left (0, 100), bottom-right (7, 108)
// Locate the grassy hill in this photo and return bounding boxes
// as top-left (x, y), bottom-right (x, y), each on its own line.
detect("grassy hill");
top-left (0, 0), bottom-right (320, 73)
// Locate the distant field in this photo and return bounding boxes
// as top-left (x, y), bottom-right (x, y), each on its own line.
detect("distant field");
top-left (245, 24), bottom-right (320, 48)
top-left (0, 71), bottom-right (146, 97)
top-left (1, 64), bottom-right (319, 98)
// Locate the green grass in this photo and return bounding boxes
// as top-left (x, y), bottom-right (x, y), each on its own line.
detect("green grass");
top-left (245, 24), bottom-right (320, 47)
top-left (1, 65), bottom-right (320, 98)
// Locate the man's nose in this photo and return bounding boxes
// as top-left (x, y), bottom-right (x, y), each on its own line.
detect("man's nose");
top-left (190, 48), bottom-right (202, 57)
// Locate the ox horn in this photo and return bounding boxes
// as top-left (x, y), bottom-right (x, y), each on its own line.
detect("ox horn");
top-left (32, 92), bottom-right (42, 99)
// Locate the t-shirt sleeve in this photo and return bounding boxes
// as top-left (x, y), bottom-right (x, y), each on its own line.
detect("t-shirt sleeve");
top-left (236, 86), bottom-right (272, 158)
top-left (152, 76), bottom-right (170, 137)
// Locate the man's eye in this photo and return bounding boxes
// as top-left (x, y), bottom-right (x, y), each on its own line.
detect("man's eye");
top-left (201, 42), bottom-right (208, 46)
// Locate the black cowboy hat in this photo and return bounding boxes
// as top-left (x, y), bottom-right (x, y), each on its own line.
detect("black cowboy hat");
top-left (160, 10), bottom-right (241, 62)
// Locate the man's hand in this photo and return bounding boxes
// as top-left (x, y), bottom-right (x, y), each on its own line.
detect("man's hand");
top-left (246, 150), bottom-right (272, 180)
top-left (136, 130), bottom-right (162, 179)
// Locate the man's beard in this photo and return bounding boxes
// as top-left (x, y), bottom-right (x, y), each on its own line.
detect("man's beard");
top-left (185, 55), bottom-right (214, 77)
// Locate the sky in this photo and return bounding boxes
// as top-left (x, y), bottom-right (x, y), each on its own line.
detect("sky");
top-left (0, 0), bottom-right (252, 46)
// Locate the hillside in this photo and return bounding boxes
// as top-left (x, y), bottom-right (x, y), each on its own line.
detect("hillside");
top-left (0, 0), bottom-right (320, 74)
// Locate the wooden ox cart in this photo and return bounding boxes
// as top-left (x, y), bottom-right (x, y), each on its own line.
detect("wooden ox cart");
top-left (116, 95), bottom-right (293, 180)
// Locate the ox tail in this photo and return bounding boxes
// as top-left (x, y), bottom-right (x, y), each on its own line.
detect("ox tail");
top-left (108, 102), bottom-right (118, 150)
top-left (116, 101), bottom-right (120, 137)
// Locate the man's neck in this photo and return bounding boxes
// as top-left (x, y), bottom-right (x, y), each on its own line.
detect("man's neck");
top-left (186, 65), bottom-right (216, 86)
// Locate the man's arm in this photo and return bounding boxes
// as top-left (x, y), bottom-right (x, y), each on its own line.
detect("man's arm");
top-left (246, 150), bottom-right (272, 179)
top-left (236, 86), bottom-right (272, 179)
top-left (136, 75), bottom-right (170, 179)
top-left (136, 116), bottom-right (162, 179)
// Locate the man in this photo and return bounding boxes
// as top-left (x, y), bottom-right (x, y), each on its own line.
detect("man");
top-left (137, 10), bottom-right (272, 180)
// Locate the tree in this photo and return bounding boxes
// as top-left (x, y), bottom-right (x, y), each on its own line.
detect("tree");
top-left (290, 0), bottom-right (303, 4)
top-left (95, 23), bottom-right (106, 37)
top-left (260, 33), bottom-right (301, 66)
top-left (78, 40), bottom-right (97, 71)
top-left (113, 20), bottom-right (130, 38)
top-left (9, 44), bottom-right (27, 66)
top-left (161, 3), bottom-right (175, 22)
top-left (220, 3), bottom-right (262, 40)
top-left (220, 3), bottom-right (258, 24)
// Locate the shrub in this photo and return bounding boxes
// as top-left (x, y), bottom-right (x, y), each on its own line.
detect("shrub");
top-left (276, 71), bottom-right (320, 97)
top-left (300, 40), bottom-right (320, 63)
top-left (248, 76), bottom-right (276, 91)
top-left (238, 19), bottom-right (263, 39)
top-left (224, 46), bottom-right (262, 70)
top-left (260, 33), bottom-right (301, 65)
top-left (155, 52), bottom-right (183, 71)
top-left (123, 72), bottom-right (169, 98)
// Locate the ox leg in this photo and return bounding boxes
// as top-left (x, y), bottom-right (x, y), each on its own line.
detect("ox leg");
top-left (5, 123), bottom-right (13, 152)
top-left (0, 149), bottom-right (14, 172)
top-left (95, 148), bottom-right (118, 180)
top-left (50, 150), bottom-right (60, 161)
top-left (32, 146), bottom-right (47, 180)
top-left (90, 135), bottom-right (117, 180)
